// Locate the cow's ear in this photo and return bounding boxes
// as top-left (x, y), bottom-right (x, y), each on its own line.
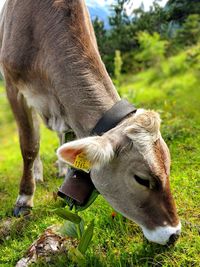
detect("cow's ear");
top-left (57, 136), bottom-right (114, 172)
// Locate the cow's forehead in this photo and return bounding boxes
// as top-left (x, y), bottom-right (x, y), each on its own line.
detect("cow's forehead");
top-left (123, 109), bottom-right (161, 143)
top-left (148, 137), bottom-right (171, 184)
top-left (127, 134), bottom-right (170, 184)
top-left (122, 110), bottom-right (170, 172)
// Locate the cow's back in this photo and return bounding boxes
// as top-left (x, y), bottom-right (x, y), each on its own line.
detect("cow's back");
top-left (0, 0), bottom-right (36, 74)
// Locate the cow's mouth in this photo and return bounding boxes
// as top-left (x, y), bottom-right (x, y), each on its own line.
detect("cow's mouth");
top-left (166, 232), bottom-right (180, 246)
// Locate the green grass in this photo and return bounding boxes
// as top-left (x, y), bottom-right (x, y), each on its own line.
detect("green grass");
top-left (0, 44), bottom-right (200, 266)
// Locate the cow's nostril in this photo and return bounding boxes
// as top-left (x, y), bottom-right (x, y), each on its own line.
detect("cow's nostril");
top-left (167, 233), bottom-right (180, 246)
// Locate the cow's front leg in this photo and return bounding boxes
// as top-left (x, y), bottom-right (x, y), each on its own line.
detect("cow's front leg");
top-left (6, 82), bottom-right (41, 216)
top-left (33, 154), bottom-right (43, 182)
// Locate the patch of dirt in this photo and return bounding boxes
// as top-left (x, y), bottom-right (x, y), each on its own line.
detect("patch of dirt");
top-left (0, 218), bottom-right (13, 241)
top-left (0, 215), bottom-right (33, 242)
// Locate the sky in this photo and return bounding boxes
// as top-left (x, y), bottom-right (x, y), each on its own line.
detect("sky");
top-left (86, 0), bottom-right (168, 13)
top-left (0, 0), bottom-right (169, 14)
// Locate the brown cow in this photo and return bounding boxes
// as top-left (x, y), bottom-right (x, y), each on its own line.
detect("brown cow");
top-left (0, 0), bottom-right (181, 245)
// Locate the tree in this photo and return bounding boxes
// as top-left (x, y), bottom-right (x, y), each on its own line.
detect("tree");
top-left (166, 0), bottom-right (200, 24)
top-left (135, 32), bottom-right (168, 68)
top-left (175, 14), bottom-right (200, 46)
top-left (130, 2), bottom-right (169, 36)
top-left (108, 0), bottom-right (133, 52)
top-left (114, 50), bottom-right (122, 86)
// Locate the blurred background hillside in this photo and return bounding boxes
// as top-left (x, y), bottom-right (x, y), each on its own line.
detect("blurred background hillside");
top-left (87, 0), bottom-right (200, 77)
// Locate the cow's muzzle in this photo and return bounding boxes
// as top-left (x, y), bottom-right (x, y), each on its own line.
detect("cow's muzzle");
top-left (141, 222), bottom-right (181, 245)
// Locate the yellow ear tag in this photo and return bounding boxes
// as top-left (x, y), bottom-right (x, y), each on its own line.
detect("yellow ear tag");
top-left (73, 152), bottom-right (91, 173)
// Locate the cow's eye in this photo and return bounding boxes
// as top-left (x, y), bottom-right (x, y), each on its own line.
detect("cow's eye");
top-left (134, 175), bottom-right (150, 188)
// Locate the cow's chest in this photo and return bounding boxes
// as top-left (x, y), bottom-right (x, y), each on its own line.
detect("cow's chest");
top-left (19, 85), bottom-right (69, 133)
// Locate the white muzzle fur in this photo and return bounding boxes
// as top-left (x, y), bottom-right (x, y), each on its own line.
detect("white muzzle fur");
top-left (141, 222), bottom-right (181, 245)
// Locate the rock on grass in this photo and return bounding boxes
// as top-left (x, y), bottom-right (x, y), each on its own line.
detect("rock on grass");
top-left (15, 226), bottom-right (78, 267)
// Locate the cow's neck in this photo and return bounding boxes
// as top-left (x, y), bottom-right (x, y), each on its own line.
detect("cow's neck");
top-left (72, 86), bottom-right (120, 138)
top-left (29, 1), bottom-right (120, 138)
top-left (47, 2), bottom-right (120, 137)
top-left (52, 58), bottom-right (120, 137)
top-left (57, 1), bottom-right (120, 137)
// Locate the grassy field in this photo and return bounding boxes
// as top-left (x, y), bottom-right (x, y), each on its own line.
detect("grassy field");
top-left (0, 45), bottom-right (200, 266)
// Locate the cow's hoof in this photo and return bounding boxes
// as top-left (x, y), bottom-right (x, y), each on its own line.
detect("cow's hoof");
top-left (13, 206), bottom-right (32, 217)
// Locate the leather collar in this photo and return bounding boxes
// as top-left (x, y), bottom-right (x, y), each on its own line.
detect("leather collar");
top-left (91, 99), bottom-right (137, 135)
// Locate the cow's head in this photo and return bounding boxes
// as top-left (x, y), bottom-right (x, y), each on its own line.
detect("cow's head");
top-left (57, 109), bottom-right (181, 245)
